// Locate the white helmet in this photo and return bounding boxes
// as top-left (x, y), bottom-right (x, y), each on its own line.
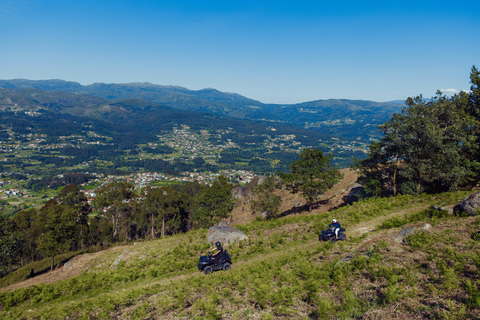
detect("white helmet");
top-left (332, 219), bottom-right (337, 223)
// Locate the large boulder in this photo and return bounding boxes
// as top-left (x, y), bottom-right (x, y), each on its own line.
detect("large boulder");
top-left (206, 225), bottom-right (248, 245)
top-left (346, 183), bottom-right (366, 205)
top-left (460, 191), bottom-right (480, 216)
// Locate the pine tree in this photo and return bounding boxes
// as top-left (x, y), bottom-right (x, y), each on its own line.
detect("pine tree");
top-left (280, 148), bottom-right (342, 212)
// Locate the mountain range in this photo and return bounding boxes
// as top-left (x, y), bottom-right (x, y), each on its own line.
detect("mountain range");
top-left (0, 79), bottom-right (403, 141)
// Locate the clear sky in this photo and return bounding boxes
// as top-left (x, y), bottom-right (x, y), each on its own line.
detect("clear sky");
top-left (1, 0), bottom-right (479, 104)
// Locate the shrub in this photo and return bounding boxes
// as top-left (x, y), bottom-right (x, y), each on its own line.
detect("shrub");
top-left (471, 231), bottom-right (480, 241)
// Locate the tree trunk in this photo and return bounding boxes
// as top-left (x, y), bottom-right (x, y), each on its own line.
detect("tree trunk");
top-left (162, 216), bottom-right (165, 238)
top-left (112, 213), bottom-right (117, 239)
top-left (151, 213), bottom-right (155, 238)
top-left (51, 256), bottom-right (55, 271)
top-left (393, 167), bottom-right (397, 196)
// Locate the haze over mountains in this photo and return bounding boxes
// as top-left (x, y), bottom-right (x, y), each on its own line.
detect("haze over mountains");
top-left (0, 79), bottom-right (403, 141)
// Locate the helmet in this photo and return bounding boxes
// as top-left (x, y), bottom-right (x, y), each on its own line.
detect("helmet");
top-left (332, 219), bottom-right (337, 223)
top-left (215, 242), bottom-right (222, 250)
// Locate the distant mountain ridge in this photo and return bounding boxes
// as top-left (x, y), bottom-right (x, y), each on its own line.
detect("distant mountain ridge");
top-left (0, 79), bottom-right (403, 140)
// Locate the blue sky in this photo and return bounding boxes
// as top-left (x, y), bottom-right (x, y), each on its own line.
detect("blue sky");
top-left (1, 1), bottom-right (478, 104)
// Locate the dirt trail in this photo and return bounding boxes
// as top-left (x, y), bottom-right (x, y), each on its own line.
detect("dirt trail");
top-left (348, 206), bottom-right (431, 238)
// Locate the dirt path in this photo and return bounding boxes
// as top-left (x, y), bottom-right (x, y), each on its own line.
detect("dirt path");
top-left (348, 205), bottom-right (431, 238)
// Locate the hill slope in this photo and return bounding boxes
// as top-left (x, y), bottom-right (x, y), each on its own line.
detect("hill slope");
top-left (0, 172), bottom-right (479, 319)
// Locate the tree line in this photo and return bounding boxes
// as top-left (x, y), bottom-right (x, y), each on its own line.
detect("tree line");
top-left (0, 177), bottom-right (235, 275)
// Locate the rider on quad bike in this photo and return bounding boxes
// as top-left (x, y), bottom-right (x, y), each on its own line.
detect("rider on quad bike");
top-left (319, 219), bottom-right (346, 242)
top-left (197, 242), bottom-right (232, 275)
top-left (328, 219), bottom-right (341, 240)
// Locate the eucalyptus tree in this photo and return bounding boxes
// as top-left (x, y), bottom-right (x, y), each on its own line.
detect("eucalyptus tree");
top-left (95, 181), bottom-right (136, 241)
top-left (37, 200), bottom-right (78, 271)
top-left (13, 208), bottom-right (41, 264)
top-left (54, 184), bottom-right (91, 250)
top-left (144, 185), bottom-right (181, 238)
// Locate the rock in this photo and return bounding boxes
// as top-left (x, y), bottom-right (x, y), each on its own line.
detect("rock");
top-left (294, 201), bottom-right (302, 208)
top-left (346, 183), bottom-right (366, 205)
top-left (232, 186), bottom-right (247, 199)
top-left (260, 211), bottom-right (268, 219)
top-left (392, 222), bottom-right (431, 243)
top-left (206, 226), bottom-right (248, 245)
top-left (398, 226), bottom-right (416, 237)
top-left (231, 175), bottom-right (268, 201)
top-left (460, 191), bottom-right (480, 216)
top-left (217, 221), bottom-right (229, 227)
top-left (111, 249), bottom-right (129, 268)
top-left (432, 205), bottom-right (453, 215)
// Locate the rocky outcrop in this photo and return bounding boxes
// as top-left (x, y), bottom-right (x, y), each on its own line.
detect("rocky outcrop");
top-left (391, 222), bottom-right (432, 243)
top-left (206, 225), bottom-right (248, 245)
top-left (232, 175), bottom-right (268, 201)
top-left (346, 183), bottom-right (366, 205)
top-left (460, 191), bottom-right (480, 216)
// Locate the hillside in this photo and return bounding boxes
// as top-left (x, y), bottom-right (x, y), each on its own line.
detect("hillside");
top-left (1, 171), bottom-right (479, 319)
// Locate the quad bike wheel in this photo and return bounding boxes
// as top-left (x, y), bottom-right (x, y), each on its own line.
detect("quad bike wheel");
top-left (223, 262), bottom-right (231, 271)
top-left (203, 266), bottom-right (213, 275)
top-left (340, 234), bottom-right (346, 241)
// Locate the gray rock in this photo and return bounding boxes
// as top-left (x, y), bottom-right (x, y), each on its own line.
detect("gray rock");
top-left (395, 223), bottom-right (431, 243)
top-left (460, 191), bottom-right (480, 216)
top-left (232, 186), bottom-right (247, 199)
top-left (432, 205), bottom-right (453, 215)
top-left (398, 226), bottom-right (416, 237)
top-left (231, 175), bottom-right (268, 201)
top-left (111, 249), bottom-right (129, 268)
top-left (260, 211), bottom-right (268, 219)
top-left (206, 226), bottom-right (248, 245)
top-left (346, 183), bottom-right (366, 205)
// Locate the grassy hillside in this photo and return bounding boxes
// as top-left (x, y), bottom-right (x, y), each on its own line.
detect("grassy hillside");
top-left (1, 189), bottom-right (479, 319)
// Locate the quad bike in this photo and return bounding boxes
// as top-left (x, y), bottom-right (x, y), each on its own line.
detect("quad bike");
top-left (319, 227), bottom-right (346, 243)
top-left (197, 242), bottom-right (232, 275)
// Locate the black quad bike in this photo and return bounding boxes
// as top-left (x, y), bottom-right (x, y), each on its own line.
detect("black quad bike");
top-left (198, 243), bottom-right (232, 275)
top-left (319, 227), bottom-right (346, 243)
